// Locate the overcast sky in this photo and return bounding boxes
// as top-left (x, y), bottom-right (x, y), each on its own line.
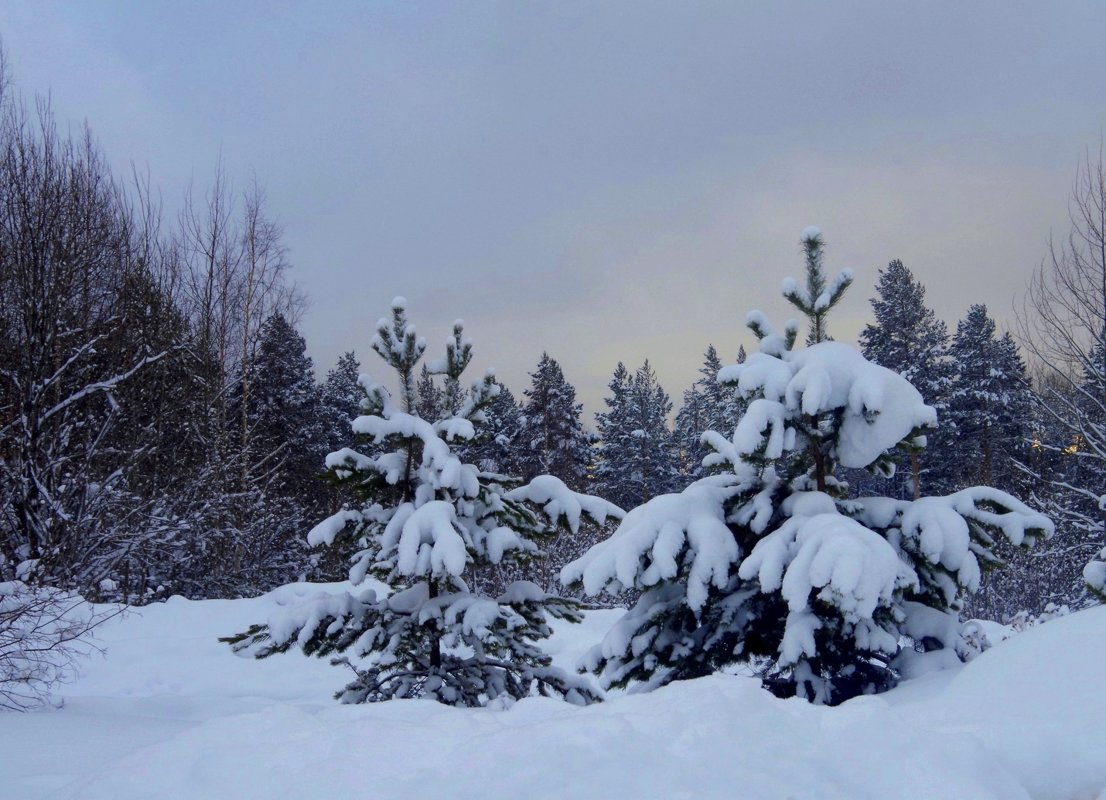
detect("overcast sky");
top-left (4, 2), bottom-right (1105, 418)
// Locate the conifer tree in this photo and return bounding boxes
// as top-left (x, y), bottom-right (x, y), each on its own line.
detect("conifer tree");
top-left (566, 227), bottom-right (1051, 705)
top-left (241, 313), bottom-right (324, 496)
top-left (674, 386), bottom-right (708, 479)
top-left (222, 313), bottom-right (324, 592)
top-left (462, 382), bottom-right (524, 476)
top-left (415, 363), bottom-right (443, 421)
top-left (783, 227), bottom-right (853, 345)
top-left (319, 352), bottom-right (362, 450)
top-left (674, 345), bottom-right (745, 479)
top-left (948, 305), bottom-right (1034, 492)
top-left (309, 351), bottom-right (367, 578)
top-left (227, 299), bottom-right (616, 707)
top-left (517, 353), bottom-right (592, 491)
top-left (595, 363), bottom-right (635, 503)
top-left (595, 361), bottom-right (680, 509)
top-left (859, 260), bottom-right (956, 496)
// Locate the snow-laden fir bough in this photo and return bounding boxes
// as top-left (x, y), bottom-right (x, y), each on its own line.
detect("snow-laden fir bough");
top-left (564, 228), bottom-right (1054, 704)
top-left (225, 299), bottom-right (620, 707)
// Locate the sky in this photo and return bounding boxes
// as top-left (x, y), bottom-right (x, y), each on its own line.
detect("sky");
top-left (3, 2), bottom-right (1106, 419)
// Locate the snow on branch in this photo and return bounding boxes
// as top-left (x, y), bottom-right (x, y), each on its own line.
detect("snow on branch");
top-left (562, 476), bottom-right (741, 611)
top-left (727, 341), bottom-right (937, 469)
top-left (506, 475), bottom-right (624, 534)
top-left (41, 350), bottom-right (168, 423)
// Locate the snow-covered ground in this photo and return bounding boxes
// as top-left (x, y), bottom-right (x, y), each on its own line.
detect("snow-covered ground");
top-left (1, 583), bottom-right (1103, 800)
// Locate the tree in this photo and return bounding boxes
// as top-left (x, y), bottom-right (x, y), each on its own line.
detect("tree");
top-left (595, 361), bottom-right (680, 509)
top-left (517, 353), bottom-right (591, 491)
top-left (674, 386), bottom-right (708, 479)
top-left (226, 299), bottom-right (615, 707)
top-left (319, 351), bottom-right (363, 459)
top-left (462, 380), bottom-right (524, 476)
top-left (859, 260), bottom-right (955, 497)
top-left (783, 227), bottom-right (853, 346)
top-left (166, 162), bottom-right (304, 599)
top-left (566, 227), bottom-right (1051, 704)
top-left (948, 305), bottom-right (1034, 492)
top-left (415, 363), bottom-right (443, 422)
top-left (0, 96), bottom-right (167, 590)
top-left (221, 313), bottom-right (324, 593)
top-left (675, 345), bottom-right (745, 479)
top-left (0, 580), bottom-right (115, 710)
top-left (1018, 150), bottom-right (1106, 605)
top-left (237, 313), bottom-right (324, 500)
top-left (595, 363), bottom-right (634, 502)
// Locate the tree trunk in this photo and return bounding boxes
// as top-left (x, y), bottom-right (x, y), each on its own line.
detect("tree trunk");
top-left (428, 580), bottom-right (442, 669)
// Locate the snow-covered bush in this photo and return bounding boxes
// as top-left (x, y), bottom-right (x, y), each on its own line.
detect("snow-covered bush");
top-left (226, 300), bottom-right (619, 707)
top-left (566, 228), bottom-right (1053, 704)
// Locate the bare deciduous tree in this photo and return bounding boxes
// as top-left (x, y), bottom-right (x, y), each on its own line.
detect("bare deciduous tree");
top-left (1017, 149), bottom-right (1106, 604)
top-left (0, 96), bottom-right (165, 589)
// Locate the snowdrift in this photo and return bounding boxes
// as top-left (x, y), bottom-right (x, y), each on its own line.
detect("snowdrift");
top-left (1, 583), bottom-right (1103, 800)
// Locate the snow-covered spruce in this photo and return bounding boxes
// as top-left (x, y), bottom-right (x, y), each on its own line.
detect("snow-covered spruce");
top-left (565, 228), bottom-right (1053, 704)
top-left (225, 300), bottom-right (619, 707)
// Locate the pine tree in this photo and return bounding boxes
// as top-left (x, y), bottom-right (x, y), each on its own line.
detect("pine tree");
top-left (319, 352), bottom-right (362, 454)
top-left (783, 227), bottom-right (853, 346)
top-left (859, 260), bottom-right (956, 496)
top-left (595, 363), bottom-right (635, 504)
top-left (462, 381), bottom-right (524, 476)
top-left (517, 353), bottom-right (592, 491)
top-left (595, 361), bottom-right (680, 509)
top-left (412, 363), bottom-right (438, 419)
top-left (674, 345), bottom-right (745, 479)
top-left (948, 305), bottom-right (1034, 492)
top-left (565, 227), bottom-right (1052, 705)
top-left (674, 386), bottom-right (708, 479)
top-left (224, 313), bottom-right (324, 592)
top-left (227, 299), bottom-right (616, 707)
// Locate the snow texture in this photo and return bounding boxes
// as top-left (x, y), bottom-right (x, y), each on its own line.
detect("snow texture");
top-left (3, 587), bottom-right (1106, 799)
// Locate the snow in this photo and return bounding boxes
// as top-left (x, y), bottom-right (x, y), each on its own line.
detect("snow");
top-left (1, 586), bottom-right (1105, 799)
top-left (801, 224), bottom-right (822, 241)
top-left (1085, 549), bottom-right (1106, 592)
top-left (737, 503), bottom-right (918, 665)
top-left (391, 500), bottom-right (469, 578)
top-left (306, 508), bottom-right (361, 547)
top-left (561, 476), bottom-right (740, 610)
top-left (740, 511), bottom-right (917, 619)
top-left (505, 475), bottom-right (624, 534)
top-left (726, 340), bottom-right (938, 468)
